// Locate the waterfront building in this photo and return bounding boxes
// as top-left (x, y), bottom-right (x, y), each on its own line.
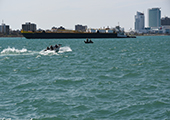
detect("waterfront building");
top-left (22, 22), bottom-right (36, 31)
top-left (148, 8), bottom-right (161, 28)
top-left (58, 26), bottom-right (65, 30)
top-left (37, 28), bottom-right (43, 32)
top-left (161, 17), bottom-right (170, 25)
top-left (162, 26), bottom-right (170, 34)
top-left (75, 24), bottom-right (87, 32)
top-left (51, 27), bottom-right (57, 32)
top-left (161, 17), bottom-right (170, 34)
top-left (135, 11), bottom-right (145, 33)
top-left (86, 28), bottom-right (97, 33)
top-left (0, 23), bottom-right (10, 34)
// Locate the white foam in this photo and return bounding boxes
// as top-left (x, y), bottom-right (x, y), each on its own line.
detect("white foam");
top-left (0, 46), bottom-right (72, 56)
top-left (58, 46), bottom-right (72, 53)
top-left (36, 55), bottom-right (41, 58)
top-left (1, 47), bottom-right (27, 54)
top-left (39, 50), bottom-right (59, 56)
top-left (39, 46), bottom-right (72, 55)
top-left (0, 57), bottom-right (9, 61)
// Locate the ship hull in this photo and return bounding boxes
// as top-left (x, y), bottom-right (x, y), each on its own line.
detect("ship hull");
top-left (22, 32), bottom-right (118, 39)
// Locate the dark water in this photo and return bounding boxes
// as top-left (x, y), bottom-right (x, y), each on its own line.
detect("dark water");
top-left (0, 36), bottom-right (170, 120)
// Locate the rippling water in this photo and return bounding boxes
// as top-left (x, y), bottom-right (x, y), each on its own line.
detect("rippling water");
top-left (0, 36), bottom-right (170, 120)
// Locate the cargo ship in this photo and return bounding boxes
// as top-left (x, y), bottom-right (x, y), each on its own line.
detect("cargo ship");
top-left (21, 29), bottom-right (136, 39)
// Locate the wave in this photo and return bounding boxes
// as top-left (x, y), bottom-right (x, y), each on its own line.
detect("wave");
top-left (58, 46), bottom-right (72, 53)
top-left (0, 118), bottom-right (12, 120)
top-left (1, 47), bottom-right (27, 55)
top-left (39, 50), bottom-right (59, 56)
top-left (0, 46), bottom-right (72, 57)
top-left (39, 46), bottom-right (72, 55)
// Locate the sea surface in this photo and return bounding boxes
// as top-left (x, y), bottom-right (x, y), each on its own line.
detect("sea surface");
top-left (0, 36), bottom-right (170, 120)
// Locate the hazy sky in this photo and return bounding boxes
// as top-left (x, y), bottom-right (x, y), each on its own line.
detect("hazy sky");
top-left (0, 0), bottom-right (170, 31)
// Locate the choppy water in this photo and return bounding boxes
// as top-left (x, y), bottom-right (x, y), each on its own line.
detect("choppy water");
top-left (0, 36), bottom-right (170, 120)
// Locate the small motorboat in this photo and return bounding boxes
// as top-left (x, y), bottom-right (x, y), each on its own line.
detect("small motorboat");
top-left (84, 38), bottom-right (93, 43)
top-left (44, 44), bottom-right (62, 52)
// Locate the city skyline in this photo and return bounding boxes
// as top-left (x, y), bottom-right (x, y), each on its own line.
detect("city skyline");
top-left (0, 0), bottom-right (170, 31)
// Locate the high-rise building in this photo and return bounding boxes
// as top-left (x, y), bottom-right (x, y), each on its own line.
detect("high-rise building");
top-left (161, 17), bottom-right (170, 25)
top-left (148, 8), bottom-right (161, 28)
top-left (22, 22), bottom-right (36, 31)
top-left (75, 24), bottom-right (87, 32)
top-left (0, 23), bottom-right (10, 34)
top-left (135, 11), bottom-right (145, 33)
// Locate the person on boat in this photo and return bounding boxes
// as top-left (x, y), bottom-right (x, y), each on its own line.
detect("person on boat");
top-left (47, 47), bottom-right (50, 50)
top-left (50, 45), bottom-right (54, 50)
top-left (55, 44), bottom-right (58, 48)
top-left (45, 47), bottom-right (50, 51)
top-left (89, 39), bottom-right (92, 43)
top-left (86, 38), bottom-right (89, 42)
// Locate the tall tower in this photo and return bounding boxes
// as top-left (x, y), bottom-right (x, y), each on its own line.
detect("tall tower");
top-left (135, 11), bottom-right (145, 33)
top-left (0, 20), bottom-right (10, 34)
top-left (148, 8), bottom-right (161, 28)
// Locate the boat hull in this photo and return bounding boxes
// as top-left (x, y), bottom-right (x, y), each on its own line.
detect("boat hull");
top-left (22, 32), bottom-right (118, 39)
top-left (84, 41), bottom-right (93, 43)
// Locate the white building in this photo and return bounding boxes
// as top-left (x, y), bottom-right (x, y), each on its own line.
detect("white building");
top-left (135, 11), bottom-right (145, 33)
top-left (162, 26), bottom-right (170, 34)
top-left (86, 28), bottom-right (97, 33)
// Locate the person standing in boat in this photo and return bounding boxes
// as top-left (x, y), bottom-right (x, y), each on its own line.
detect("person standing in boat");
top-left (86, 38), bottom-right (89, 42)
top-left (45, 47), bottom-right (50, 51)
top-left (55, 44), bottom-right (58, 48)
top-left (50, 45), bottom-right (54, 50)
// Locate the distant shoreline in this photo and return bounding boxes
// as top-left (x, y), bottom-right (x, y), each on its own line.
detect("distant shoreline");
top-left (136, 34), bottom-right (170, 36)
top-left (0, 34), bottom-right (169, 38)
top-left (0, 35), bottom-right (23, 38)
